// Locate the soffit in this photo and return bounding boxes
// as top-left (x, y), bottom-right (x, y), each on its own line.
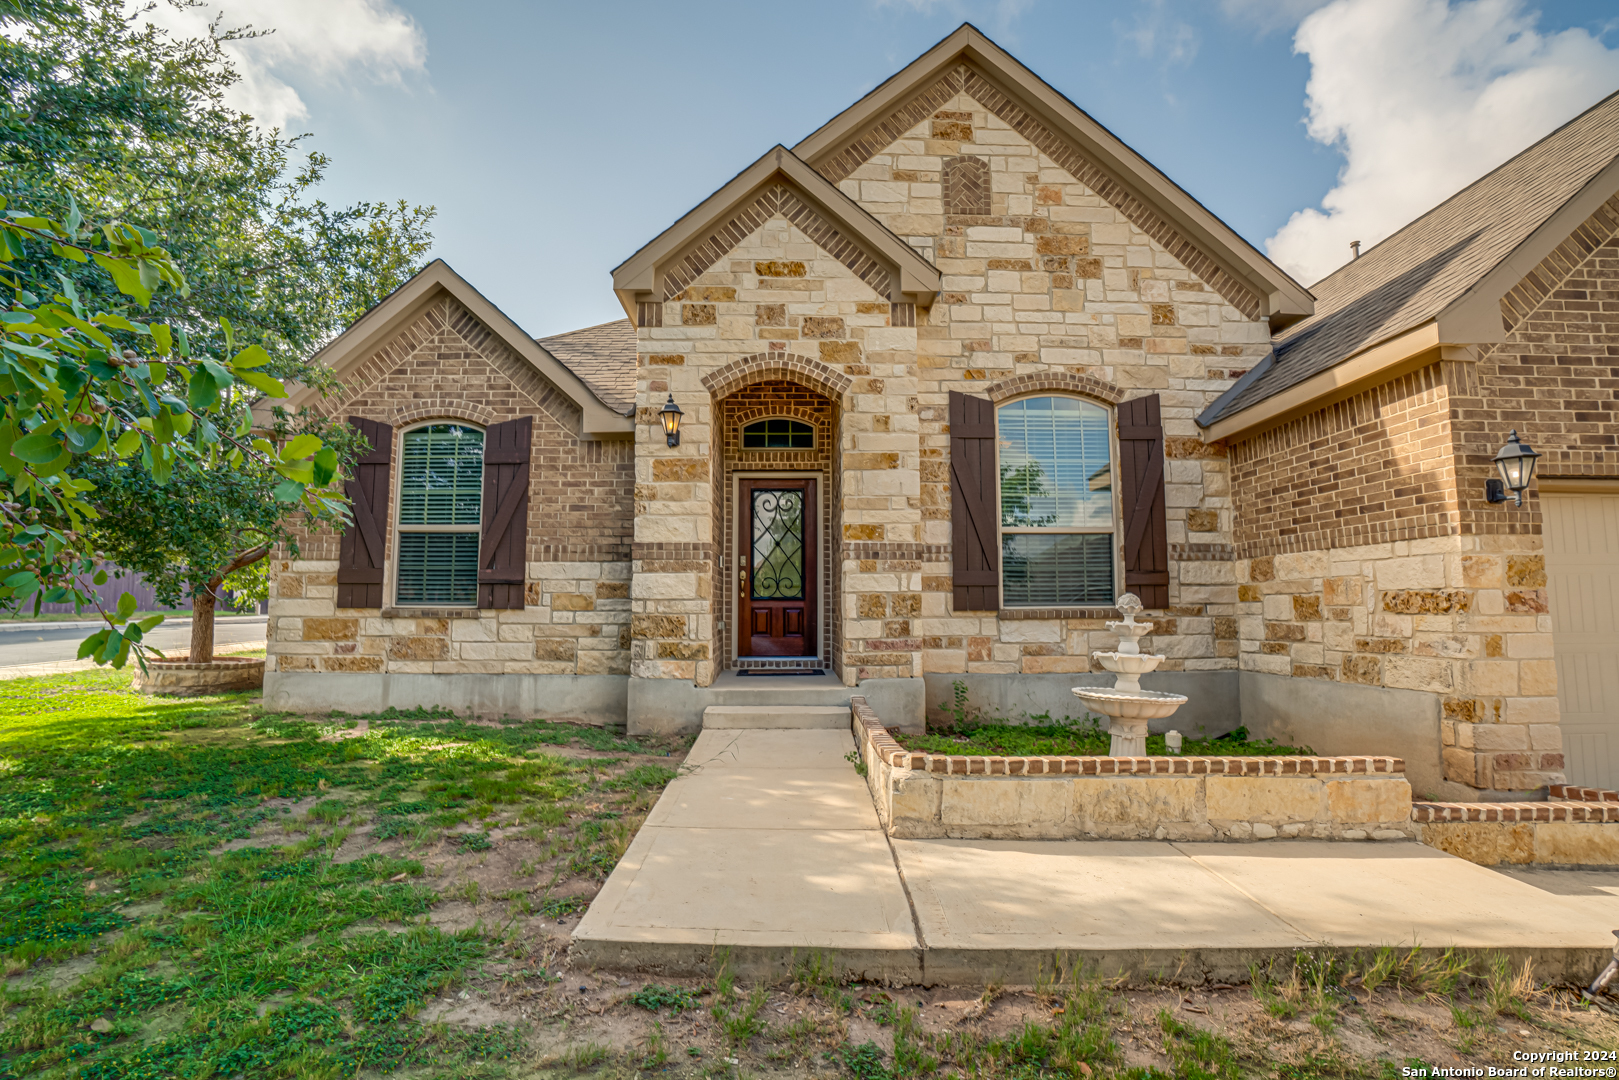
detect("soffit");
top-left (791, 23), bottom-right (1313, 325)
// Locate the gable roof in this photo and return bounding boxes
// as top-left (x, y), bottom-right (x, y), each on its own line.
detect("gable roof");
top-left (1201, 89), bottom-right (1619, 435)
top-left (792, 23), bottom-right (1314, 328)
top-left (612, 145), bottom-right (941, 314)
top-left (536, 319), bottom-right (637, 414)
top-left (290, 260), bottom-right (635, 436)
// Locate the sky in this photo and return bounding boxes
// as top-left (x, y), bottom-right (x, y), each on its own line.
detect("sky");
top-left (147, 0), bottom-right (1619, 338)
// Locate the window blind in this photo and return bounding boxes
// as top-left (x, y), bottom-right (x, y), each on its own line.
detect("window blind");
top-left (397, 533), bottom-right (480, 606)
top-left (399, 425), bottom-right (483, 525)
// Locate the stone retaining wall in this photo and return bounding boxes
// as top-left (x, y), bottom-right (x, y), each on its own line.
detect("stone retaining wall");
top-left (850, 697), bottom-right (1415, 841)
top-left (1414, 785), bottom-right (1619, 867)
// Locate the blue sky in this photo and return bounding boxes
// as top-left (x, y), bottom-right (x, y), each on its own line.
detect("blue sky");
top-left (180, 0), bottom-right (1619, 337)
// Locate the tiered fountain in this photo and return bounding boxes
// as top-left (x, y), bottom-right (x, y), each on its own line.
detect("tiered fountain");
top-left (1071, 593), bottom-right (1188, 756)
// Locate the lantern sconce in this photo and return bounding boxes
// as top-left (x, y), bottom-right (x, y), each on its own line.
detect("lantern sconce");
top-left (658, 394), bottom-right (683, 448)
top-left (1485, 429), bottom-right (1540, 507)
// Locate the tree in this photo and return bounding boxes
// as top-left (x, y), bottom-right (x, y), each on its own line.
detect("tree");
top-left (0, 0), bottom-right (436, 659)
top-left (0, 0), bottom-right (436, 372)
top-left (0, 205), bottom-right (347, 667)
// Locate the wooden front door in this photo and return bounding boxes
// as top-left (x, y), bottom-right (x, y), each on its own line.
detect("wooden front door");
top-left (739, 479), bottom-right (817, 657)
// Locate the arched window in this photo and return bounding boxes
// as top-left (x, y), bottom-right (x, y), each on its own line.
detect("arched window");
top-left (997, 397), bottom-right (1114, 606)
top-left (396, 423), bottom-right (483, 606)
top-left (741, 418), bottom-right (814, 449)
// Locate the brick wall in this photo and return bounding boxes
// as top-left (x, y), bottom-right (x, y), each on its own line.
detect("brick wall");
top-left (1230, 363), bottom-right (1462, 558)
top-left (267, 297), bottom-right (634, 679)
top-left (1219, 207), bottom-right (1619, 793)
top-left (1454, 197), bottom-right (1619, 529)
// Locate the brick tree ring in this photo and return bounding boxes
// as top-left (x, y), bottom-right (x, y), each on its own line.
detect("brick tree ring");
top-left (132, 657), bottom-right (265, 697)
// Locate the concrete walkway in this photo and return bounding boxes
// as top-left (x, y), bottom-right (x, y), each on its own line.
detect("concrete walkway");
top-left (574, 727), bottom-right (1619, 984)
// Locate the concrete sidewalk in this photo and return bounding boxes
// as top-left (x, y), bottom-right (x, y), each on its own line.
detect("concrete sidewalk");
top-left (573, 727), bottom-right (1619, 984)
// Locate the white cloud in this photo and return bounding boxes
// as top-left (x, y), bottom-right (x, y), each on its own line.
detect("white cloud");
top-left (1264, 0), bottom-right (1619, 286)
top-left (140, 0), bottom-right (427, 130)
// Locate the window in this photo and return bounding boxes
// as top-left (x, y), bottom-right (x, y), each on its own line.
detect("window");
top-left (741, 418), bottom-right (814, 449)
top-left (997, 397), bottom-right (1114, 606)
top-left (396, 424), bottom-right (483, 606)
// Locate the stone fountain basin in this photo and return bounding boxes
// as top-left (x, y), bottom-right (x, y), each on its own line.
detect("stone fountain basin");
top-left (1070, 687), bottom-right (1189, 721)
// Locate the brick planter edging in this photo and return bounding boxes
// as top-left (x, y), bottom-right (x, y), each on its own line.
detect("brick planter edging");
top-left (850, 696), bottom-right (1403, 778)
top-left (849, 696), bottom-right (1415, 842)
top-left (1412, 784), bottom-right (1619, 867)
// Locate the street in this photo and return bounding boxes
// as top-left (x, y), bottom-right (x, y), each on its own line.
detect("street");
top-left (0, 615), bottom-right (267, 668)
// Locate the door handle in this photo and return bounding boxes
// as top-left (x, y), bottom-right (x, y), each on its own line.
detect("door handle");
top-left (739, 569), bottom-right (747, 592)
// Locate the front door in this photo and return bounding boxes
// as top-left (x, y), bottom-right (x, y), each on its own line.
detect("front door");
top-left (739, 478), bottom-right (817, 658)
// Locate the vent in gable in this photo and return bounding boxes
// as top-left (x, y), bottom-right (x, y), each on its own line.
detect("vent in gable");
top-left (943, 156), bottom-right (991, 217)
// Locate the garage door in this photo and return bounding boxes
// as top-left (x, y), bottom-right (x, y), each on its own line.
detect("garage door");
top-left (1543, 489), bottom-right (1619, 789)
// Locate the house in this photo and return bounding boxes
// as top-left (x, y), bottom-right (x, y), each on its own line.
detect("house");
top-left (264, 24), bottom-right (1619, 801)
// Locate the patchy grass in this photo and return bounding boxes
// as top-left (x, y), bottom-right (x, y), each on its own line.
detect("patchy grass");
top-left (0, 667), bottom-right (680, 1078)
top-left (896, 721), bottom-right (1312, 758)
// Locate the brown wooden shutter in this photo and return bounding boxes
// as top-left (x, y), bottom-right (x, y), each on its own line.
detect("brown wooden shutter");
top-left (337, 417), bottom-right (392, 608)
top-left (949, 390), bottom-right (999, 611)
top-left (478, 416), bottom-right (532, 609)
top-left (1118, 394), bottom-right (1169, 609)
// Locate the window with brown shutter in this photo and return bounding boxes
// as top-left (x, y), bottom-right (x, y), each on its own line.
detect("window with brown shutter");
top-left (1117, 394), bottom-right (1169, 608)
top-left (337, 417), bottom-right (392, 609)
top-left (478, 416), bottom-right (532, 609)
top-left (949, 390), bottom-right (999, 610)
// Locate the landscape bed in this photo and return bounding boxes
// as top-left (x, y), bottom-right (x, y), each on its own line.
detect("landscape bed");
top-left (853, 698), bottom-right (1414, 842)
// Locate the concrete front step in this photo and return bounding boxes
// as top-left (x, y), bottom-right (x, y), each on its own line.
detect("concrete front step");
top-left (702, 705), bottom-right (850, 729)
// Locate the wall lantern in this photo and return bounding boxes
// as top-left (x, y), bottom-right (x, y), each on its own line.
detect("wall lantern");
top-left (658, 394), bottom-right (683, 448)
top-left (1485, 429), bottom-right (1540, 507)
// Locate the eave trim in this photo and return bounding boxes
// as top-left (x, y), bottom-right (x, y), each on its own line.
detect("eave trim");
top-left (292, 260), bottom-right (634, 437)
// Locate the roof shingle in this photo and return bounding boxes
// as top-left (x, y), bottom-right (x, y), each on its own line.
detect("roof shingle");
top-left (1204, 89), bottom-right (1619, 424)
top-left (536, 319), bottom-right (637, 415)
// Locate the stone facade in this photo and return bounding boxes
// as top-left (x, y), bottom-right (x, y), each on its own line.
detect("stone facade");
top-left (265, 35), bottom-right (1609, 796)
top-left (630, 92), bottom-right (1271, 692)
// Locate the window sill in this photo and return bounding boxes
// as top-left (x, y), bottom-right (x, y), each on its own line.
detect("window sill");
top-left (998, 606), bottom-right (1119, 620)
top-left (381, 606), bottom-right (483, 619)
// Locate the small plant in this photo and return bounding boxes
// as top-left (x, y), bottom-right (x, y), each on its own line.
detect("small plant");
top-left (937, 679), bottom-right (973, 728)
top-left (454, 831), bottom-right (492, 852)
top-left (539, 895), bottom-right (590, 920)
top-left (632, 983), bottom-right (701, 1013)
top-left (844, 749), bottom-right (868, 777)
top-left (566, 1042), bottom-right (612, 1070)
top-left (842, 1041), bottom-right (892, 1080)
top-left (1158, 1009), bottom-right (1240, 1080)
top-left (307, 799), bottom-right (348, 825)
top-left (1486, 951), bottom-right (1534, 1018)
top-left (642, 1021), bottom-right (670, 1069)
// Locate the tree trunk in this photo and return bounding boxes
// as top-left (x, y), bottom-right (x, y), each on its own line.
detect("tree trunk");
top-left (191, 582), bottom-right (220, 665)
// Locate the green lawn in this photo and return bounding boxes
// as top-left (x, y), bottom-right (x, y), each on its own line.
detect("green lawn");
top-left (0, 669), bottom-right (678, 1078)
top-left (896, 721), bottom-right (1311, 758)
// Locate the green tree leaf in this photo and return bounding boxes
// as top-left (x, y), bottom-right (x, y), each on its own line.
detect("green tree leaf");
top-left (11, 430), bottom-right (62, 463)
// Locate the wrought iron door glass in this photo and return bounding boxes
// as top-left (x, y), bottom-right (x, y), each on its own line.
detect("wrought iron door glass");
top-left (751, 489), bottom-right (804, 600)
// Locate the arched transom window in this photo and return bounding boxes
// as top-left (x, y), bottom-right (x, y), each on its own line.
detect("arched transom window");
top-left (396, 423), bottom-right (483, 606)
top-left (997, 397), bottom-right (1115, 606)
top-left (741, 418), bottom-right (814, 449)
